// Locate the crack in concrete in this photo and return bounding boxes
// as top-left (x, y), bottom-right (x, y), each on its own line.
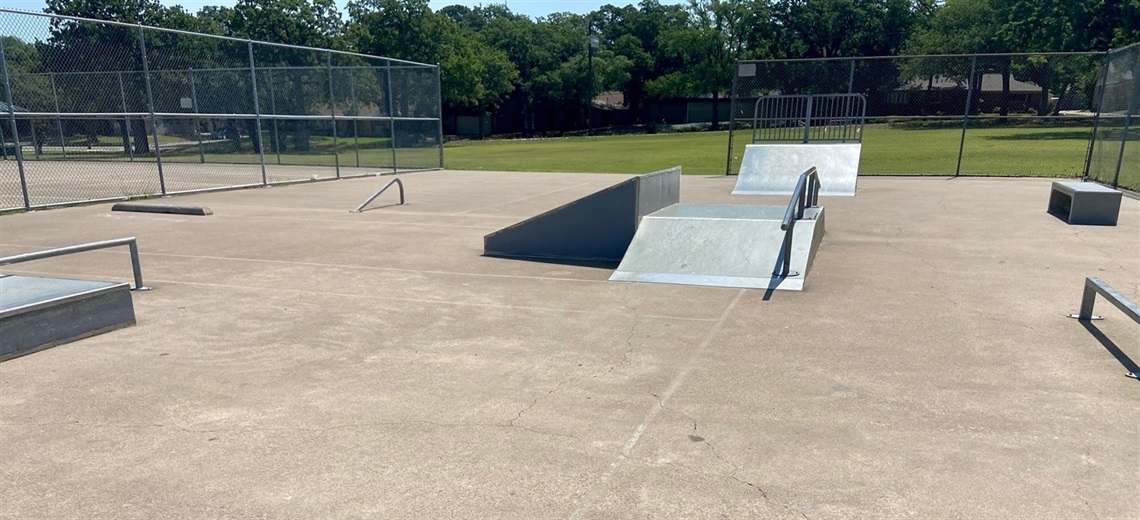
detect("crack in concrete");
top-left (674, 412), bottom-right (811, 518)
top-left (1072, 230), bottom-right (1132, 287)
top-left (1075, 446), bottom-right (1099, 520)
top-left (509, 375), bottom-right (577, 427)
top-left (603, 318), bottom-right (638, 378)
top-left (882, 238), bottom-right (968, 311)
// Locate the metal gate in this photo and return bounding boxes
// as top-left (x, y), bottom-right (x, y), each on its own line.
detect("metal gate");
top-left (750, 93), bottom-right (866, 144)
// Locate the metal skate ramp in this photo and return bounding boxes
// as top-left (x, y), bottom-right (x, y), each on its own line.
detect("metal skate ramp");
top-left (609, 203), bottom-right (825, 291)
top-left (733, 143), bottom-right (860, 196)
top-left (484, 167), bottom-right (680, 264)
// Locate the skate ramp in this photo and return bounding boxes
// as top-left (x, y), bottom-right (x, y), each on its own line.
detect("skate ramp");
top-left (610, 203), bottom-right (825, 291)
top-left (733, 143), bottom-right (860, 196)
top-left (484, 167), bottom-right (680, 264)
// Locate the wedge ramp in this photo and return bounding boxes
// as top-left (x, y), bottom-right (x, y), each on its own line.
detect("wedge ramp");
top-left (484, 167), bottom-right (680, 264)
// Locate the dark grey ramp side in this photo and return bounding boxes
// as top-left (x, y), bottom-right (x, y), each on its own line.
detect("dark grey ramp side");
top-left (0, 274), bottom-right (136, 362)
top-left (610, 204), bottom-right (826, 291)
top-left (483, 167), bottom-right (681, 264)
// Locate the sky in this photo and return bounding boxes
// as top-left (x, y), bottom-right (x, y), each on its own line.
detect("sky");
top-left (0, 0), bottom-right (664, 19)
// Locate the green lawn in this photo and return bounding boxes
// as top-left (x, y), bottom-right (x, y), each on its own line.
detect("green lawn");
top-left (16, 124), bottom-right (1131, 188)
top-left (442, 125), bottom-right (1098, 179)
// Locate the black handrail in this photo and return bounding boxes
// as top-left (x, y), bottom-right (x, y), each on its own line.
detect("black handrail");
top-left (774, 167), bottom-right (820, 277)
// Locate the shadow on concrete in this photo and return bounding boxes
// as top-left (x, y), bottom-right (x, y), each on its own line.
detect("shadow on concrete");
top-left (1080, 320), bottom-right (1140, 380)
top-left (481, 254), bottom-right (620, 270)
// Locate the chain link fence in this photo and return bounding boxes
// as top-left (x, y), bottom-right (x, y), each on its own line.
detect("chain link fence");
top-left (728, 52), bottom-right (1110, 185)
top-left (1086, 43), bottom-right (1139, 191)
top-left (0, 9), bottom-right (442, 211)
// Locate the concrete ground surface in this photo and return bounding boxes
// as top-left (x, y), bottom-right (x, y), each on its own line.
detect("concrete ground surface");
top-left (0, 170), bottom-right (1137, 519)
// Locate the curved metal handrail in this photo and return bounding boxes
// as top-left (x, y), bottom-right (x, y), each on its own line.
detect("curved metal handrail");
top-left (774, 167), bottom-right (820, 277)
top-left (351, 177), bottom-right (404, 213)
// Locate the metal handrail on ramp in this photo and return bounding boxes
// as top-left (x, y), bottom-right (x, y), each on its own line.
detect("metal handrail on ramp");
top-left (0, 237), bottom-right (149, 291)
top-left (351, 177), bottom-right (404, 213)
top-left (774, 167), bottom-right (820, 277)
top-left (1068, 277), bottom-right (1140, 379)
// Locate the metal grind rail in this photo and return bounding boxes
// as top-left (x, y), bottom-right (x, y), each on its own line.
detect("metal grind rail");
top-left (774, 167), bottom-right (820, 278)
top-left (1068, 277), bottom-right (1140, 379)
top-left (0, 237), bottom-right (149, 291)
top-left (351, 177), bottom-right (405, 213)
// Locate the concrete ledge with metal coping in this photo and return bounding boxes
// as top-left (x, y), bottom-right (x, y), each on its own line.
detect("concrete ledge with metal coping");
top-left (112, 202), bottom-right (213, 216)
top-left (0, 274), bottom-right (136, 362)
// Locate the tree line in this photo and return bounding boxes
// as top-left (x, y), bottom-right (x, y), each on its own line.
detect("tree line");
top-left (11, 0), bottom-right (1140, 137)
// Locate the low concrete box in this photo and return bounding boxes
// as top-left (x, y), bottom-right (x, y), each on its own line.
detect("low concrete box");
top-left (1048, 181), bottom-right (1122, 226)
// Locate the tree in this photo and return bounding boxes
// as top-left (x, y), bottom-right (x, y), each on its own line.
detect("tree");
top-left (903, 0), bottom-right (1013, 117)
top-left (225, 0), bottom-right (346, 152)
top-left (42, 0), bottom-right (175, 154)
top-left (650, 0), bottom-right (760, 130)
top-left (994, 0), bottom-right (1137, 53)
top-left (347, 0), bottom-right (517, 137)
top-left (590, 1), bottom-right (690, 123)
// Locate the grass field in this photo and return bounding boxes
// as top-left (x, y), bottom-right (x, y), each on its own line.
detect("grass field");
top-left (442, 125), bottom-right (1101, 180)
top-left (10, 124), bottom-right (1134, 189)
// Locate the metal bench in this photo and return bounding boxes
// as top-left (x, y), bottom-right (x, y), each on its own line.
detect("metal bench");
top-left (1048, 181), bottom-right (1122, 226)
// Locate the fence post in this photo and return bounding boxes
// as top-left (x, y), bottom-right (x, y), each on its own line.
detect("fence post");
top-left (188, 69), bottom-right (205, 164)
top-left (847, 58), bottom-right (855, 94)
top-left (349, 66), bottom-right (360, 168)
top-left (0, 36), bottom-right (29, 210)
top-left (955, 56), bottom-right (977, 177)
top-left (726, 60), bottom-right (738, 175)
top-left (326, 51), bottom-right (340, 178)
top-left (138, 25), bottom-right (165, 195)
top-left (49, 72), bottom-right (66, 160)
top-left (435, 64), bottom-right (444, 169)
top-left (1083, 51), bottom-right (1112, 182)
top-left (268, 68), bottom-right (281, 165)
top-left (246, 41), bottom-right (267, 186)
top-left (385, 60), bottom-right (397, 172)
top-left (117, 72), bottom-right (134, 161)
top-left (803, 95), bottom-right (813, 144)
top-left (1110, 49), bottom-right (1139, 189)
